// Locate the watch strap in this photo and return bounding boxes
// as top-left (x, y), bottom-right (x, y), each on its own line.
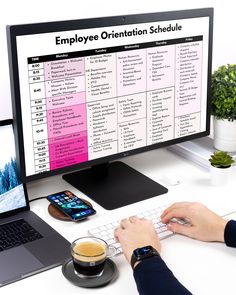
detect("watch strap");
top-left (131, 252), bottom-right (138, 269)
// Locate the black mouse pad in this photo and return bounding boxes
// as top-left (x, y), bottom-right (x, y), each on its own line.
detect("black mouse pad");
top-left (62, 258), bottom-right (118, 288)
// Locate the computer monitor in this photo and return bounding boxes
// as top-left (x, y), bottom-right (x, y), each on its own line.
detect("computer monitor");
top-left (7, 8), bottom-right (213, 209)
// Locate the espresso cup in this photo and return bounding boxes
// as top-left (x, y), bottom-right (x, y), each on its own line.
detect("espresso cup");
top-left (71, 237), bottom-right (116, 278)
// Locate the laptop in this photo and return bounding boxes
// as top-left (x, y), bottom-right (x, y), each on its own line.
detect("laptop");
top-left (0, 119), bottom-right (70, 287)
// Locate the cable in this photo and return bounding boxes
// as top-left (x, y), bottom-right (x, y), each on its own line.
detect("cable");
top-left (29, 196), bottom-right (47, 203)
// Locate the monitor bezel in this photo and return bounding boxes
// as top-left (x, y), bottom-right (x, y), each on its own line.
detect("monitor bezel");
top-left (0, 119), bottom-right (29, 219)
top-left (7, 8), bottom-right (213, 183)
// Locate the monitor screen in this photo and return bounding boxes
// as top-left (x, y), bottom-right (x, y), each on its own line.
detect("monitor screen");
top-left (0, 122), bottom-right (26, 214)
top-left (7, 9), bottom-right (213, 209)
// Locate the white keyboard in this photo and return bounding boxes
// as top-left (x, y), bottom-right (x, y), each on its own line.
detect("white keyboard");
top-left (88, 204), bottom-right (174, 255)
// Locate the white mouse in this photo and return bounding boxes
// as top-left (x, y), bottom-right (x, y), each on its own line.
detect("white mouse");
top-left (162, 174), bottom-right (182, 186)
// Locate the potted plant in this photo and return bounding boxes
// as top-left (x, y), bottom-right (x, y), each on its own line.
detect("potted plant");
top-left (211, 64), bottom-right (236, 152)
top-left (209, 150), bottom-right (235, 185)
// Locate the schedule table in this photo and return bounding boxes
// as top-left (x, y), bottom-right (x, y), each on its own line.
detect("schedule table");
top-left (28, 35), bottom-right (203, 174)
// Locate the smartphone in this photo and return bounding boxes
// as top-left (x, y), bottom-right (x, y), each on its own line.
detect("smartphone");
top-left (47, 190), bottom-right (96, 221)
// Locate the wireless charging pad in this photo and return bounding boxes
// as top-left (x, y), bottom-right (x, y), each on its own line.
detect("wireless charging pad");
top-left (48, 199), bottom-right (93, 221)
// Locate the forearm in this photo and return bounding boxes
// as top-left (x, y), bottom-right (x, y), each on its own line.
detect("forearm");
top-left (133, 256), bottom-right (192, 295)
top-left (224, 220), bottom-right (236, 247)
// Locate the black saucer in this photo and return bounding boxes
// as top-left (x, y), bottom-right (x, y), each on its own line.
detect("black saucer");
top-left (62, 258), bottom-right (118, 288)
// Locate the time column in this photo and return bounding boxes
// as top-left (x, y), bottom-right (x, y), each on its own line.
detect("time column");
top-left (28, 60), bottom-right (50, 174)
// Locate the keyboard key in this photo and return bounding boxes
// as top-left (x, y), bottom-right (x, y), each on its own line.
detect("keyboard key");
top-left (107, 238), bottom-right (115, 245)
top-left (89, 228), bottom-right (100, 235)
top-left (112, 221), bottom-right (119, 227)
top-left (106, 224), bottom-right (114, 229)
top-left (100, 230), bottom-right (107, 236)
top-left (137, 213), bottom-right (145, 218)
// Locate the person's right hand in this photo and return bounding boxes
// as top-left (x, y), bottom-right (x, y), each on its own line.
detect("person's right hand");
top-left (161, 202), bottom-right (228, 242)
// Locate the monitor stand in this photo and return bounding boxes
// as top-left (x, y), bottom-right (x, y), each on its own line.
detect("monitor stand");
top-left (62, 161), bottom-right (168, 210)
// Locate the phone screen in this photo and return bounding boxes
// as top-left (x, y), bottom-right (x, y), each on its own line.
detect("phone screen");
top-left (47, 191), bottom-right (96, 220)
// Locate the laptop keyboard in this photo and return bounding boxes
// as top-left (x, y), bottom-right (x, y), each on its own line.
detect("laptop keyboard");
top-left (0, 219), bottom-right (43, 252)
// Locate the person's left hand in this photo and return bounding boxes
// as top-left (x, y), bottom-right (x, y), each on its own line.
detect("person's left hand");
top-left (114, 216), bottom-right (161, 265)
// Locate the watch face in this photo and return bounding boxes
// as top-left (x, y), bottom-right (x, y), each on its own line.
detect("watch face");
top-left (134, 246), bottom-right (153, 258)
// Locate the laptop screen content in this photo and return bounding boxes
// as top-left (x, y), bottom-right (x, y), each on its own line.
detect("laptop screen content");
top-left (0, 124), bottom-right (26, 213)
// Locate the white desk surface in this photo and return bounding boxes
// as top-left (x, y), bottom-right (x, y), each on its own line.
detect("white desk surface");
top-left (2, 148), bottom-right (236, 295)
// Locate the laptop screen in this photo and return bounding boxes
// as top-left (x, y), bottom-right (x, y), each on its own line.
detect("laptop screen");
top-left (0, 122), bottom-right (26, 214)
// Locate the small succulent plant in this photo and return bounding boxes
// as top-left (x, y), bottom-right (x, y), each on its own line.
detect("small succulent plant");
top-left (209, 150), bottom-right (235, 168)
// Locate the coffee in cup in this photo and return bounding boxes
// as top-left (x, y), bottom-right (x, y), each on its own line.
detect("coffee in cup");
top-left (71, 237), bottom-right (115, 278)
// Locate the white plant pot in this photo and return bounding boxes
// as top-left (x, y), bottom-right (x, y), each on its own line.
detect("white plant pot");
top-left (213, 118), bottom-right (236, 152)
top-left (210, 165), bottom-right (232, 186)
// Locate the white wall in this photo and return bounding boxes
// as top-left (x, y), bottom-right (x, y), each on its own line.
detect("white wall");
top-left (0, 0), bottom-right (235, 119)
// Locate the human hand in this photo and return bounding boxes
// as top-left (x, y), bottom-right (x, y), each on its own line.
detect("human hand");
top-left (161, 202), bottom-right (228, 242)
top-left (114, 216), bottom-right (161, 264)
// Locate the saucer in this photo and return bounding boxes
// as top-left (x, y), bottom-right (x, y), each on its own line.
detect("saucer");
top-left (62, 258), bottom-right (118, 288)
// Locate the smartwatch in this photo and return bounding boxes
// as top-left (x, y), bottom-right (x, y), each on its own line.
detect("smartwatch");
top-left (131, 245), bottom-right (159, 269)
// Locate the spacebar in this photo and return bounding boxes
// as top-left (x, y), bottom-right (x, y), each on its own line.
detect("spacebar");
top-left (158, 230), bottom-right (174, 239)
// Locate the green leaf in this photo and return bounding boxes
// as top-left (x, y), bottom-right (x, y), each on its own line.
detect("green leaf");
top-left (211, 64), bottom-right (236, 120)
